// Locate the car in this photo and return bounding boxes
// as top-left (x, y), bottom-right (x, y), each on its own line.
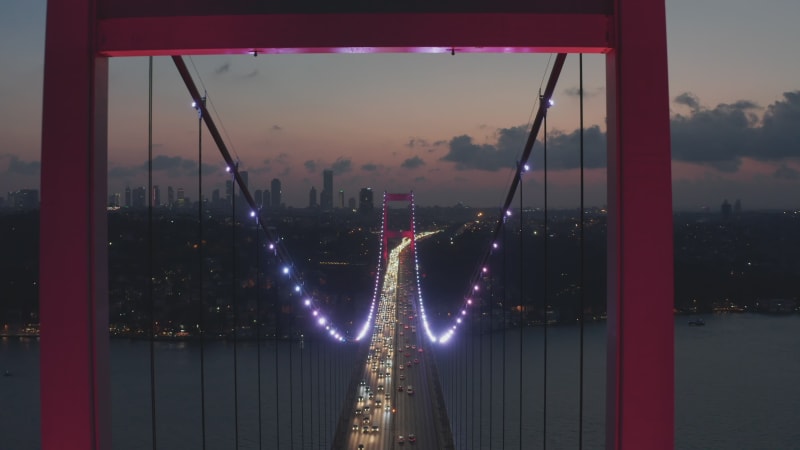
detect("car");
top-left (418, 348), bottom-right (423, 353)
top-left (363, 406), bottom-right (370, 413)
top-left (355, 409), bottom-right (362, 415)
top-left (408, 434), bottom-right (416, 443)
top-left (375, 399), bottom-right (382, 407)
top-left (413, 358), bottom-right (419, 365)
top-left (407, 385), bottom-right (414, 395)
top-left (399, 374), bottom-right (405, 380)
top-left (352, 424), bottom-right (359, 431)
top-left (371, 425), bottom-right (379, 432)
top-left (360, 380), bottom-right (366, 386)
top-left (377, 385), bottom-right (384, 391)
top-left (362, 417), bottom-right (370, 424)
top-left (398, 386), bottom-right (404, 392)
top-left (362, 425), bottom-right (369, 433)
top-left (358, 395), bottom-right (364, 402)
top-left (398, 435), bottom-right (405, 444)
top-left (358, 444), bottom-right (364, 450)
top-left (406, 361), bottom-right (412, 367)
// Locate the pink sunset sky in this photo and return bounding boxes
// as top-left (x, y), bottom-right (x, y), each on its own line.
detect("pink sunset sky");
top-left (1, 0), bottom-right (799, 209)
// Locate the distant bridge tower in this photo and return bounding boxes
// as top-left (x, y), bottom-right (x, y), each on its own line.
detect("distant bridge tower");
top-left (382, 192), bottom-right (416, 262)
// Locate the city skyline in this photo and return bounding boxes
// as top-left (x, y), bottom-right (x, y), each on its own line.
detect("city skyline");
top-left (2, 1), bottom-right (800, 209)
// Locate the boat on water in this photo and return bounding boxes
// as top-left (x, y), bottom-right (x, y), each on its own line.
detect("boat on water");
top-left (688, 318), bottom-right (706, 326)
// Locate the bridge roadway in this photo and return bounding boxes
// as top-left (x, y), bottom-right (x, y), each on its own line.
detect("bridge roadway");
top-left (336, 238), bottom-right (453, 450)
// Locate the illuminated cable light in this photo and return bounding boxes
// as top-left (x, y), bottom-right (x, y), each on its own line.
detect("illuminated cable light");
top-left (318, 317), bottom-right (326, 326)
top-left (304, 299), bottom-right (311, 306)
top-left (467, 299), bottom-right (473, 305)
top-left (506, 209), bottom-right (512, 217)
top-left (294, 285), bottom-right (301, 293)
top-left (282, 266), bottom-right (289, 275)
top-left (226, 166), bottom-right (231, 173)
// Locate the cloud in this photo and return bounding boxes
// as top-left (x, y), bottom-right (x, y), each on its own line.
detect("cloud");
top-left (106, 155), bottom-right (219, 179)
top-left (108, 166), bottom-right (137, 178)
top-left (304, 160), bottom-right (317, 173)
top-left (406, 138), bottom-right (429, 148)
top-left (362, 163), bottom-right (379, 172)
top-left (539, 125), bottom-right (607, 170)
top-left (214, 61), bottom-right (231, 75)
top-left (437, 91), bottom-right (800, 174)
top-left (146, 155), bottom-right (196, 172)
top-left (759, 91), bottom-right (800, 160)
top-left (401, 156), bottom-right (425, 169)
top-left (671, 96), bottom-right (761, 172)
top-left (774, 164), bottom-right (800, 180)
top-left (331, 157), bottom-right (352, 174)
top-left (674, 92), bottom-right (701, 112)
top-left (414, 176), bottom-right (426, 182)
top-left (5, 156), bottom-right (41, 176)
top-left (563, 86), bottom-right (604, 98)
top-left (440, 126), bottom-right (527, 171)
top-left (271, 125), bottom-right (282, 131)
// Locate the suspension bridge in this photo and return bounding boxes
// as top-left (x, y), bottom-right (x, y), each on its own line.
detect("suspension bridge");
top-left (37, 1), bottom-right (674, 449)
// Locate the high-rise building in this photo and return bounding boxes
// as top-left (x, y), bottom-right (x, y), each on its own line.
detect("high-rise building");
top-left (109, 193), bottom-right (121, 208)
top-left (254, 190), bottom-right (263, 208)
top-left (321, 170), bottom-right (333, 210)
top-left (225, 180), bottom-right (233, 204)
top-left (212, 189), bottom-right (220, 204)
top-left (263, 189), bottom-right (271, 209)
top-left (152, 185), bottom-right (161, 207)
top-left (124, 186), bottom-right (131, 208)
top-left (339, 189), bottom-right (345, 209)
top-left (132, 187), bottom-right (147, 208)
top-left (721, 199), bottom-right (732, 219)
top-left (359, 188), bottom-right (374, 213)
top-left (309, 186), bottom-right (318, 208)
top-left (348, 197), bottom-right (356, 210)
top-left (271, 178), bottom-right (281, 209)
top-left (167, 186), bottom-right (175, 208)
top-left (9, 189), bottom-right (40, 209)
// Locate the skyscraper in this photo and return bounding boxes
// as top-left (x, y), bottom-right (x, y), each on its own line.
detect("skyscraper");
top-left (254, 189), bottom-right (263, 208)
top-left (167, 186), bottom-right (175, 208)
top-left (359, 188), bottom-right (374, 213)
top-left (132, 187), bottom-right (147, 208)
top-left (152, 185), bottom-right (161, 207)
top-left (309, 186), bottom-right (318, 208)
top-left (124, 186), bottom-right (131, 208)
top-left (321, 170), bottom-right (333, 210)
top-left (339, 189), bottom-right (345, 209)
top-left (271, 178), bottom-right (281, 209)
top-left (263, 189), bottom-right (270, 209)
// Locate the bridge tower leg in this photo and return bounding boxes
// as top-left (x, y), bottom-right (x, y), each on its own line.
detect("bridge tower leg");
top-left (606, 0), bottom-right (674, 449)
top-left (40, 1), bottom-right (111, 449)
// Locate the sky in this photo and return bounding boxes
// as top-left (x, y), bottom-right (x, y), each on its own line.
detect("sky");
top-left (1, 0), bottom-right (800, 210)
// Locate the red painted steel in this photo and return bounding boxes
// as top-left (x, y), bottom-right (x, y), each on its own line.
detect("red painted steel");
top-left (605, 0), bottom-right (674, 449)
top-left (98, 0), bottom-right (612, 18)
top-left (41, 0), bottom-right (674, 449)
top-left (382, 193), bottom-right (415, 261)
top-left (40, 1), bottom-right (111, 449)
top-left (97, 14), bottom-right (611, 56)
